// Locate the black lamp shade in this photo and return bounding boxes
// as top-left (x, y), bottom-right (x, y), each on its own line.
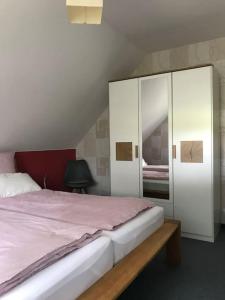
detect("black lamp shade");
top-left (64, 160), bottom-right (95, 189)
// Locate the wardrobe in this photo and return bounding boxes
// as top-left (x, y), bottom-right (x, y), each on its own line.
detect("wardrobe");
top-left (109, 66), bottom-right (221, 242)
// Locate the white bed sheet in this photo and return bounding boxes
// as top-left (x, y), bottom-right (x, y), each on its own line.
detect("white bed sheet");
top-left (102, 206), bottom-right (164, 264)
top-left (1, 236), bottom-right (113, 300)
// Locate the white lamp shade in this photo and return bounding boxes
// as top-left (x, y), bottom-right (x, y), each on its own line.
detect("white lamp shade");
top-left (66, 0), bottom-right (103, 24)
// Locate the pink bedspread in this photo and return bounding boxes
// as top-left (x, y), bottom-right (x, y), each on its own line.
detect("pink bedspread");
top-left (143, 165), bottom-right (169, 172)
top-left (0, 190), bottom-right (153, 230)
top-left (0, 190), bottom-right (154, 296)
top-left (143, 170), bottom-right (169, 180)
top-left (0, 209), bottom-right (98, 296)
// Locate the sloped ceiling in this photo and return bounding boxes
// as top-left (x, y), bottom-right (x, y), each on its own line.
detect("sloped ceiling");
top-left (0, 0), bottom-right (145, 151)
top-left (104, 0), bottom-right (225, 51)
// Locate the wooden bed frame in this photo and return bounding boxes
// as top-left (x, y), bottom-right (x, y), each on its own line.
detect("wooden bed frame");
top-left (78, 219), bottom-right (181, 300)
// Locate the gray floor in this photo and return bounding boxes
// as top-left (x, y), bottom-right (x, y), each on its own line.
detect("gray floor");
top-left (119, 226), bottom-right (225, 300)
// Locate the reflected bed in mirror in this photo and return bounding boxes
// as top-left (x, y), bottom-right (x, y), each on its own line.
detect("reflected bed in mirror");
top-left (142, 163), bottom-right (169, 199)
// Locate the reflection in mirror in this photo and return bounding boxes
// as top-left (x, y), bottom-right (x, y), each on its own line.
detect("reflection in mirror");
top-left (141, 77), bottom-right (169, 200)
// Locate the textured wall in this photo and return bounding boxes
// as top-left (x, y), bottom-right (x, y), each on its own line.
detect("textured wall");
top-left (143, 119), bottom-right (168, 165)
top-left (77, 36), bottom-right (225, 215)
top-left (76, 109), bottom-right (110, 195)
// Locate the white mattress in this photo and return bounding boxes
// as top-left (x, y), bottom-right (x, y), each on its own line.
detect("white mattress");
top-left (1, 236), bottom-right (113, 300)
top-left (102, 206), bottom-right (164, 264)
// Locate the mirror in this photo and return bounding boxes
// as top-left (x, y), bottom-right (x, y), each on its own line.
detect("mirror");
top-left (141, 76), bottom-right (170, 200)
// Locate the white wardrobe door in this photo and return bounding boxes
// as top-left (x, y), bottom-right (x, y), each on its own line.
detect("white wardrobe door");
top-left (173, 67), bottom-right (213, 238)
top-left (109, 79), bottom-right (140, 197)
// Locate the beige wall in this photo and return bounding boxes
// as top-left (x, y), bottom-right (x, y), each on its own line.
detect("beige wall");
top-left (77, 36), bottom-right (225, 219)
top-left (76, 109), bottom-right (110, 195)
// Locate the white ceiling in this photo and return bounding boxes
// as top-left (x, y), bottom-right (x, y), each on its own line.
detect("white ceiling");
top-left (0, 0), bottom-right (144, 151)
top-left (104, 0), bottom-right (225, 51)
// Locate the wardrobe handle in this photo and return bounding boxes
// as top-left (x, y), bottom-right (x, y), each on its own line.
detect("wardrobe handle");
top-left (190, 146), bottom-right (193, 161)
top-left (172, 145), bottom-right (176, 159)
top-left (135, 145), bottom-right (139, 158)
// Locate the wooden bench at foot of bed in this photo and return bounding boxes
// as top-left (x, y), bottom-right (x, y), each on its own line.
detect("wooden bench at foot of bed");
top-left (78, 219), bottom-right (181, 300)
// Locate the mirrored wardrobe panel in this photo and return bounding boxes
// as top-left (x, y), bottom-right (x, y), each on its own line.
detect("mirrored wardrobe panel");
top-left (140, 74), bottom-right (173, 203)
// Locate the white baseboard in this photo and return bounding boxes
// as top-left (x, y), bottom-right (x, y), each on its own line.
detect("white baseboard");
top-left (181, 232), bottom-right (214, 243)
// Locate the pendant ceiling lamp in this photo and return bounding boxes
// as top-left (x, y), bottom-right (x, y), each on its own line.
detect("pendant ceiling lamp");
top-left (66, 0), bottom-right (103, 24)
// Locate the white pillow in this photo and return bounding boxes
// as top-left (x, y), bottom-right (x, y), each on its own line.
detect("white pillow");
top-left (0, 173), bottom-right (41, 198)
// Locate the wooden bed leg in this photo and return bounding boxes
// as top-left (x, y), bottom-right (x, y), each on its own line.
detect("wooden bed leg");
top-left (166, 221), bottom-right (181, 266)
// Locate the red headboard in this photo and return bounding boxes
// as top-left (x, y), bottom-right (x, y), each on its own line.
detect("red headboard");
top-left (15, 149), bottom-right (76, 191)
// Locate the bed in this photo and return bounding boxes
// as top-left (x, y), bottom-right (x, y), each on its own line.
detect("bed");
top-left (143, 165), bottom-right (169, 199)
top-left (103, 206), bottom-right (164, 264)
top-left (0, 187), bottom-right (157, 298)
top-left (1, 205), bottom-right (164, 300)
top-left (0, 198), bottom-right (179, 300)
top-left (79, 219), bottom-right (181, 300)
top-left (0, 151), bottom-right (180, 300)
top-left (1, 237), bottom-right (113, 300)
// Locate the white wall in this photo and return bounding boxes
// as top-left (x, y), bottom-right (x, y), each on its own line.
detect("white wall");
top-left (0, 0), bottom-right (144, 151)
